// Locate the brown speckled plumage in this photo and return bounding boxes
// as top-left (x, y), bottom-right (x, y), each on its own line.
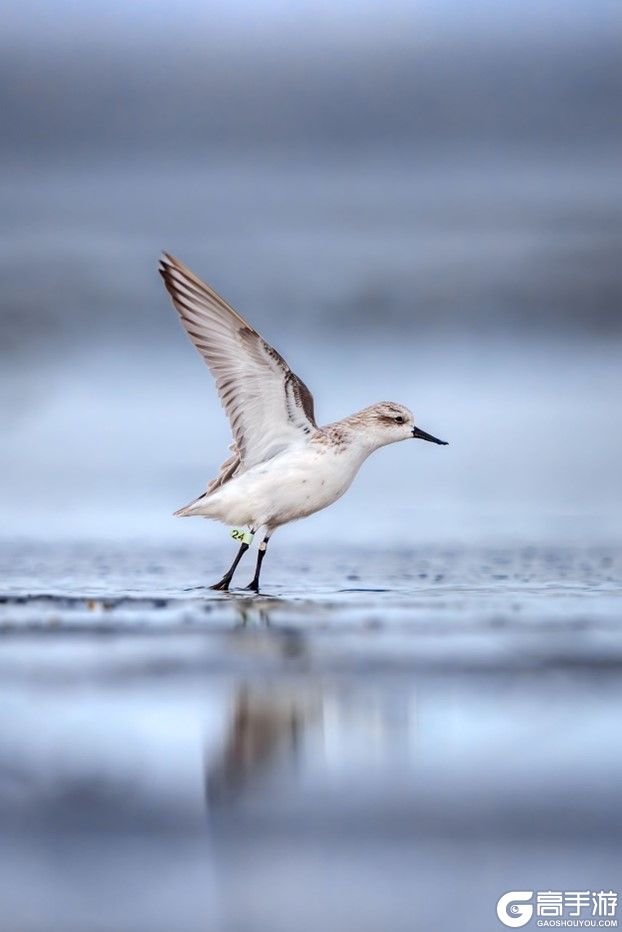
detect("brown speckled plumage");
top-left (311, 403), bottom-right (411, 452)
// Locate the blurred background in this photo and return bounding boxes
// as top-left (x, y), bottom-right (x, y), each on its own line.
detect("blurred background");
top-left (1, 5), bottom-right (622, 932)
top-left (1, 0), bottom-right (621, 546)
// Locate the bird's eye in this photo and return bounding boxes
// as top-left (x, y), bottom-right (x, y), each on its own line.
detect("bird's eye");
top-left (395, 415), bottom-right (405, 424)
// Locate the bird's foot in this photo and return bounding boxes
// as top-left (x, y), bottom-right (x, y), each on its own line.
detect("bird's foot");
top-left (243, 580), bottom-right (260, 593)
top-left (209, 578), bottom-right (231, 591)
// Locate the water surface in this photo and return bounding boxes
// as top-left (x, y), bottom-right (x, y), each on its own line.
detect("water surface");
top-left (1, 542), bottom-right (620, 932)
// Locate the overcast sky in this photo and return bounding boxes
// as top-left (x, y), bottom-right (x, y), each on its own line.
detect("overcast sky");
top-left (2, 0), bottom-right (621, 51)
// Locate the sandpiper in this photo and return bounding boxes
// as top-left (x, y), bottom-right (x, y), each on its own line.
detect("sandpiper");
top-left (159, 253), bottom-right (447, 591)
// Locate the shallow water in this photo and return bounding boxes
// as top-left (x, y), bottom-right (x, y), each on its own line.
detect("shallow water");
top-left (1, 541), bottom-right (620, 932)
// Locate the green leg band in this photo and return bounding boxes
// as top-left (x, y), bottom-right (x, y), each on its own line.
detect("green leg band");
top-left (231, 528), bottom-right (254, 546)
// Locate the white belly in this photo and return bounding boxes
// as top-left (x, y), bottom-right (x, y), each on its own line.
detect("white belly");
top-left (189, 444), bottom-right (361, 529)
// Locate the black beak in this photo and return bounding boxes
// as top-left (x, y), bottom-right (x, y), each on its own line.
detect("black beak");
top-left (412, 425), bottom-right (448, 445)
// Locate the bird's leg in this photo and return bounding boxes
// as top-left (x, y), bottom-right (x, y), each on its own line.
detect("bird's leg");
top-left (244, 535), bottom-right (270, 593)
top-left (210, 540), bottom-right (250, 591)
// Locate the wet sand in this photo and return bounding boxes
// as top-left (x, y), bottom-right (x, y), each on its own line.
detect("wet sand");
top-left (1, 541), bottom-right (621, 932)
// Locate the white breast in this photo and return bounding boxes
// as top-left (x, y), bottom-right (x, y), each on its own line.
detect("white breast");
top-left (193, 442), bottom-right (363, 529)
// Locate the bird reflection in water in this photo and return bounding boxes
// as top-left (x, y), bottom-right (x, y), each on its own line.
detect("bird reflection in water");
top-left (202, 678), bottom-right (421, 931)
top-left (226, 594), bottom-right (276, 628)
top-left (204, 672), bottom-right (419, 810)
top-left (205, 682), bottom-right (322, 805)
top-left (224, 591), bottom-right (329, 632)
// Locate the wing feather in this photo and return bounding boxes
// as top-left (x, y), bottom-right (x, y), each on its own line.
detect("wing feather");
top-left (159, 253), bottom-right (317, 480)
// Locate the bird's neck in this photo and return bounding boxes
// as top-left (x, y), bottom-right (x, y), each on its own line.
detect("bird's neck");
top-left (320, 414), bottom-right (385, 461)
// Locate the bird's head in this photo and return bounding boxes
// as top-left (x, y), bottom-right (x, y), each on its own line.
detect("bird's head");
top-left (358, 401), bottom-right (448, 449)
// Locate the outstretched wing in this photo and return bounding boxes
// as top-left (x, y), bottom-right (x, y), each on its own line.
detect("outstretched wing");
top-left (159, 253), bottom-right (317, 473)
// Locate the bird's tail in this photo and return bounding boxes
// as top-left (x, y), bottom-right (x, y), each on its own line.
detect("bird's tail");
top-left (173, 492), bottom-right (208, 517)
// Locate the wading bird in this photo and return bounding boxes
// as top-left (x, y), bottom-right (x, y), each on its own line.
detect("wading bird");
top-left (160, 253), bottom-right (447, 592)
